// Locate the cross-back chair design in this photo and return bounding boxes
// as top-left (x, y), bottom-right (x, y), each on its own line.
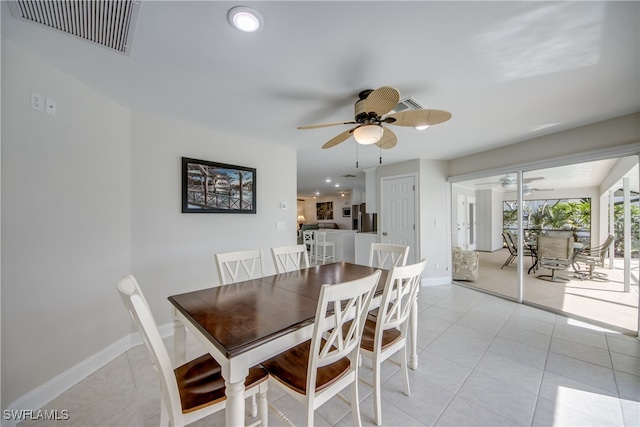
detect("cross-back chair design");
top-left (261, 270), bottom-right (382, 427)
top-left (271, 244), bottom-right (310, 273)
top-left (537, 236), bottom-right (573, 282)
top-left (215, 249), bottom-right (266, 285)
top-left (302, 230), bottom-right (316, 259)
top-left (356, 259), bottom-right (427, 426)
top-left (368, 243), bottom-right (410, 269)
top-left (116, 275), bottom-right (269, 427)
top-left (314, 231), bottom-right (335, 264)
top-left (574, 235), bottom-right (614, 281)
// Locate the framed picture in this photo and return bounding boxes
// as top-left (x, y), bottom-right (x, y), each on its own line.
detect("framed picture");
top-left (342, 207), bottom-right (351, 217)
top-left (182, 157), bottom-right (256, 213)
top-left (316, 201), bottom-right (333, 220)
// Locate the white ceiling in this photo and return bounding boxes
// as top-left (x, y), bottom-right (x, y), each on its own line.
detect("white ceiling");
top-left (3, 1), bottom-right (639, 197)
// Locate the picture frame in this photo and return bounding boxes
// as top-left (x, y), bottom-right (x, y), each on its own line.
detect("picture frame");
top-left (342, 207), bottom-right (351, 217)
top-left (182, 157), bottom-right (256, 213)
top-left (316, 201), bottom-right (333, 220)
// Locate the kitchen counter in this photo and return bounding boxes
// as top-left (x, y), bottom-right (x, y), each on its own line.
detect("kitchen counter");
top-left (354, 232), bottom-right (379, 265)
top-left (316, 229), bottom-right (357, 262)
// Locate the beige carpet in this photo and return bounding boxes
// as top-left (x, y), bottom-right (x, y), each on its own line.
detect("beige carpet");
top-left (456, 248), bottom-right (639, 333)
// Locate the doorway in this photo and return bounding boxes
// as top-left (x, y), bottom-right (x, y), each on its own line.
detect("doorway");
top-left (380, 174), bottom-right (417, 264)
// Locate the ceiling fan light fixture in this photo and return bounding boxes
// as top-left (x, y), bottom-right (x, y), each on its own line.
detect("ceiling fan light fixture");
top-left (353, 125), bottom-right (383, 145)
top-left (227, 6), bottom-right (262, 32)
top-left (415, 125), bottom-right (429, 130)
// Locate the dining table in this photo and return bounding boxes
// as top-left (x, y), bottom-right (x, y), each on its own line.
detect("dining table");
top-left (168, 261), bottom-right (421, 427)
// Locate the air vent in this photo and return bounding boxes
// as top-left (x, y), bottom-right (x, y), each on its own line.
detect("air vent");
top-left (8, 0), bottom-right (141, 55)
top-left (340, 174), bottom-right (357, 178)
top-left (393, 96), bottom-right (425, 113)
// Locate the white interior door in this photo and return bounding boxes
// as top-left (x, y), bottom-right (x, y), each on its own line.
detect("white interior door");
top-left (380, 175), bottom-right (417, 263)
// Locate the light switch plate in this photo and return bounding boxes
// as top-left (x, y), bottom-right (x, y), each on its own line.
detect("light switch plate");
top-left (279, 202), bottom-right (287, 209)
top-left (276, 221), bottom-right (286, 230)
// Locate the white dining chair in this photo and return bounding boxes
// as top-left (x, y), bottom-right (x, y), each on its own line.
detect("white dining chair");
top-left (271, 244), bottom-right (310, 273)
top-left (314, 231), bottom-right (335, 264)
top-left (357, 259), bottom-right (427, 426)
top-left (215, 249), bottom-right (266, 285)
top-left (261, 270), bottom-right (381, 427)
top-left (302, 230), bottom-right (316, 260)
top-left (368, 243), bottom-right (409, 269)
top-left (116, 275), bottom-right (269, 427)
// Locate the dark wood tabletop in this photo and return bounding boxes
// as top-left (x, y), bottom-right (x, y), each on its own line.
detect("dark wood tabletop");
top-left (168, 262), bottom-right (387, 359)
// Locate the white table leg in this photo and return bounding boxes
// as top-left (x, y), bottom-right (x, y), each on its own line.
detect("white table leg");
top-left (172, 307), bottom-right (187, 365)
top-left (409, 298), bottom-right (419, 370)
top-left (225, 379), bottom-right (246, 427)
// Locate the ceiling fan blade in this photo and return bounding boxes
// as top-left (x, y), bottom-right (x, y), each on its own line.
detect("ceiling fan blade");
top-left (364, 86), bottom-right (400, 117)
top-left (386, 109), bottom-right (452, 127)
top-left (523, 176), bottom-right (545, 183)
top-left (298, 120), bottom-right (356, 130)
top-left (321, 128), bottom-right (355, 149)
top-left (375, 127), bottom-right (397, 149)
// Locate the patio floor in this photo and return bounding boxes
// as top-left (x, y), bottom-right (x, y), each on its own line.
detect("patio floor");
top-left (456, 248), bottom-right (639, 334)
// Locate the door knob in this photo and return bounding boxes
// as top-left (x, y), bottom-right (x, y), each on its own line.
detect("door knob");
top-left (382, 232), bottom-right (388, 236)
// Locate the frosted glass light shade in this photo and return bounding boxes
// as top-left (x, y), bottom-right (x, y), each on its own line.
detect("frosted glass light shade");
top-left (353, 125), bottom-right (383, 145)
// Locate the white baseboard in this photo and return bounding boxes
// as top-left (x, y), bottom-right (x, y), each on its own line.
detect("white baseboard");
top-left (421, 276), bottom-right (452, 287)
top-left (2, 323), bottom-right (174, 427)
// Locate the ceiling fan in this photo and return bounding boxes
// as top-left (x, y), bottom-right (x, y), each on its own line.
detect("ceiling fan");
top-left (297, 86), bottom-right (452, 150)
top-left (476, 174), bottom-right (545, 189)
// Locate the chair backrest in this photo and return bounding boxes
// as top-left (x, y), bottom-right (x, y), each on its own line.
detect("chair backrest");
top-left (215, 249), bottom-right (265, 285)
top-left (503, 232), bottom-right (518, 256)
top-left (306, 270), bottom-right (381, 393)
top-left (538, 236), bottom-right (572, 260)
top-left (588, 235), bottom-right (615, 263)
top-left (116, 275), bottom-right (182, 423)
top-left (303, 230), bottom-right (316, 245)
top-left (375, 260), bottom-right (427, 343)
top-left (545, 230), bottom-right (574, 239)
top-left (271, 244), bottom-right (310, 273)
top-left (315, 231), bottom-right (328, 244)
top-left (368, 243), bottom-right (410, 269)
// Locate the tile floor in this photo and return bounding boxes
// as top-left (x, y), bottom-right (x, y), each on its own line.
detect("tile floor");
top-left (19, 284), bottom-right (640, 427)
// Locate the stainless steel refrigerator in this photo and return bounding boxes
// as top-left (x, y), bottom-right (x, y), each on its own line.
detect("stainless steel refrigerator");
top-left (352, 203), bottom-right (377, 233)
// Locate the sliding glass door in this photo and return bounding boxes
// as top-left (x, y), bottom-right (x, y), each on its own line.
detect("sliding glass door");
top-left (451, 156), bottom-right (639, 335)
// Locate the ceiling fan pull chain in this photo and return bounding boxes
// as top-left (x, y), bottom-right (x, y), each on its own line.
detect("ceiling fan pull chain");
top-left (356, 142), bottom-right (359, 168)
top-left (379, 145), bottom-right (383, 164)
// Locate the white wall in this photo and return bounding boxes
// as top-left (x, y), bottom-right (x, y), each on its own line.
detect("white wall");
top-left (1, 42), bottom-right (298, 412)
top-left (1, 41), bottom-right (132, 408)
top-left (130, 111), bottom-right (297, 325)
top-left (448, 113), bottom-right (640, 178)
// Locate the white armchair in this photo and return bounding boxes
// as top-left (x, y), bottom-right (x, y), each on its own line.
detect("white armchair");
top-left (452, 246), bottom-right (479, 281)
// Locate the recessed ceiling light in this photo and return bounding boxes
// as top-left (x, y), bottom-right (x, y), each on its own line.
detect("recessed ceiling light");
top-left (227, 6), bottom-right (262, 32)
top-left (325, 179), bottom-right (331, 183)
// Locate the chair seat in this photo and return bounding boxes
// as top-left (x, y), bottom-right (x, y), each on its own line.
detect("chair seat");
top-left (176, 354), bottom-right (269, 414)
top-left (261, 339), bottom-right (350, 395)
top-left (343, 319), bottom-right (401, 352)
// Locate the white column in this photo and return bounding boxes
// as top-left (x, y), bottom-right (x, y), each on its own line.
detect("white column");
top-left (623, 177), bottom-right (631, 293)
top-left (516, 171), bottom-right (524, 303)
top-left (609, 190), bottom-right (615, 269)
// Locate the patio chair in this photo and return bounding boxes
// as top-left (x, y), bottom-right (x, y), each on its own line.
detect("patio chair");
top-left (537, 236), bottom-right (573, 282)
top-left (501, 232), bottom-right (517, 269)
top-left (573, 235), bottom-right (614, 281)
